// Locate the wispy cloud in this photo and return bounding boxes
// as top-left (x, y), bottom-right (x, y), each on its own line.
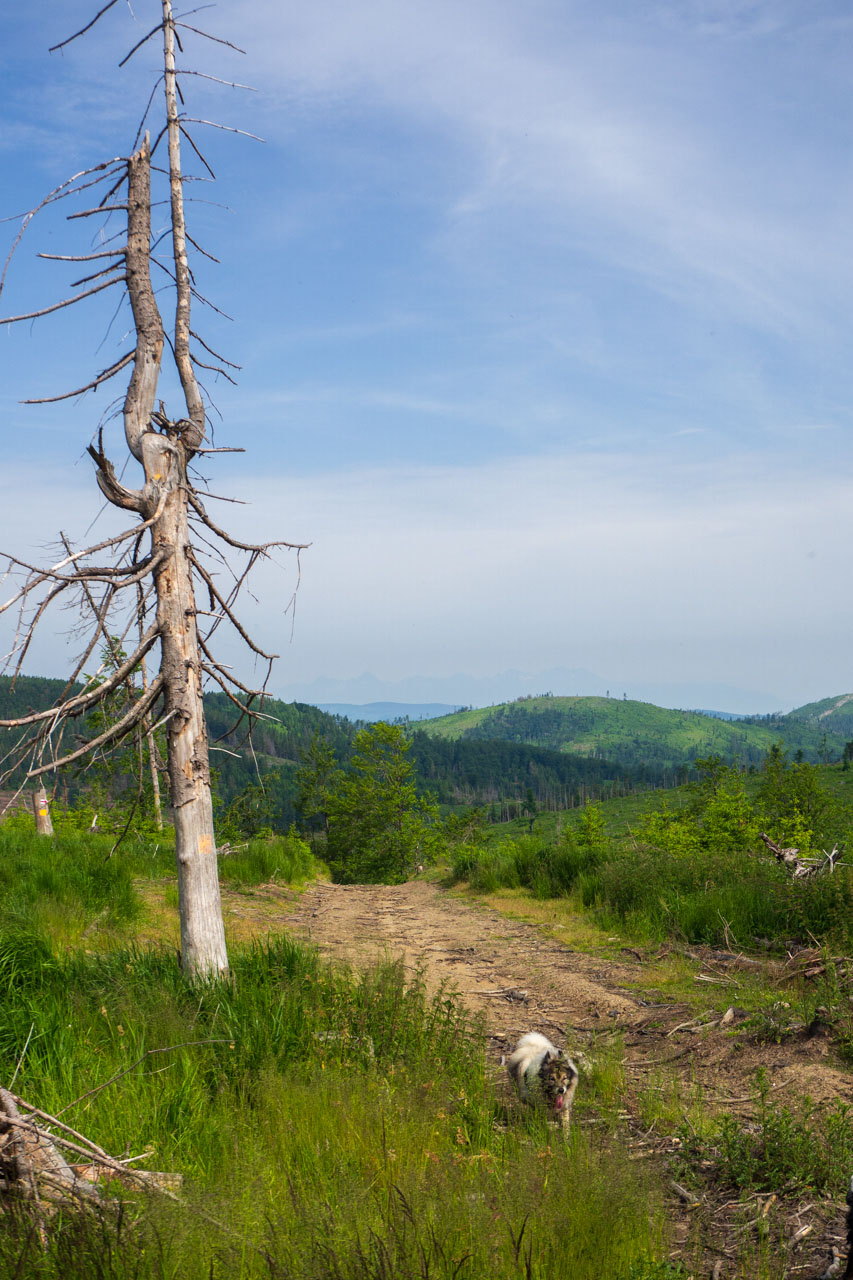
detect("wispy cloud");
top-left (209, 443), bottom-right (853, 697)
top-left (233, 0), bottom-right (853, 339)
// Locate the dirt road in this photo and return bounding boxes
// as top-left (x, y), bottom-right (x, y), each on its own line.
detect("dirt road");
top-left (281, 878), bottom-right (852, 1102)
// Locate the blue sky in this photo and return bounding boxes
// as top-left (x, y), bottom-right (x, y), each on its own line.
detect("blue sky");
top-left (1, 1), bottom-right (852, 711)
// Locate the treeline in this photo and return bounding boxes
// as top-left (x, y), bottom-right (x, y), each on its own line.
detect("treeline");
top-left (407, 731), bottom-right (668, 811)
top-left (202, 693), bottom-right (356, 830)
top-left (0, 679), bottom-right (356, 823)
top-left (12, 674), bottom-right (849, 835)
top-left (1, 674), bottom-right (673, 825)
top-left (204, 692), bottom-right (354, 761)
top-left (0, 675), bottom-right (79, 719)
top-left (211, 716), bottom-right (670, 829)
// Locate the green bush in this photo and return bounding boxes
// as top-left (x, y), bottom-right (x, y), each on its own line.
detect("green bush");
top-left (451, 818), bottom-right (853, 949)
top-left (217, 830), bottom-right (317, 886)
top-left (676, 1069), bottom-right (853, 1195)
top-left (579, 844), bottom-right (853, 948)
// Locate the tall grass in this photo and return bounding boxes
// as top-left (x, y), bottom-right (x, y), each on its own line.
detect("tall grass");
top-left (0, 826), bottom-right (140, 946)
top-left (217, 830), bottom-right (318, 886)
top-left (0, 936), bottom-right (669, 1279)
top-left (0, 824), bottom-right (321, 955)
top-left (576, 846), bottom-right (853, 948)
top-left (450, 833), bottom-right (853, 949)
top-left (450, 834), bottom-right (604, 899)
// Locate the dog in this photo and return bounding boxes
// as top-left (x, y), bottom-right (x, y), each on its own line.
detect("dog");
top-left (506, 1032), bottom-right (578, 1130)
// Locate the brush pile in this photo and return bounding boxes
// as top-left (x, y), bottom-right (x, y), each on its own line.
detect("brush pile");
top-left (0, 1086), bottom-right (179, 1217)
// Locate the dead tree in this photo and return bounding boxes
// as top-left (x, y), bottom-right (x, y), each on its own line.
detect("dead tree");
top-left (758, 832), bottom-right (844, 879)
top-left (0, 1), bottom-right (305, 979)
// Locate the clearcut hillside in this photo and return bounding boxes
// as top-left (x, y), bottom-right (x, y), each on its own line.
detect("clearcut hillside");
top-left (415, 694), bottom-right (850, 770)
top-left (772, 692), bottom-right (853, 739)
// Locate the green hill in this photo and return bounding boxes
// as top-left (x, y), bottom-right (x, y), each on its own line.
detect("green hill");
top-left (771, 692), bottom-right (853, 738)
top-left (5, 676), bottom-right (852, 823)
top-left (0, 677), bottom-right (672, 821)
top-left (415, 694), bottom-right (850, 771)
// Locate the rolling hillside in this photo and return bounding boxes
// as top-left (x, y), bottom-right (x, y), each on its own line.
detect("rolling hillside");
top-left (4, 676), bottom-right (851, 821)
top-left (415, 694), bottom-right (852, 770)
top-left (0, 678), bottom-right (665, 820)
top-left (771, 692), bottom-right (853, 738)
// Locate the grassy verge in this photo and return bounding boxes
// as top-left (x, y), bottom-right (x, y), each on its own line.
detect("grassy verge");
top-left (0, 824), bottom-right (322, 953)
top-left (448, 831), bottom-right (853, 952)
top-left (0, 936), bottom-right (670, 1279)
top-left (0, 826), bottom-right (674, 1279)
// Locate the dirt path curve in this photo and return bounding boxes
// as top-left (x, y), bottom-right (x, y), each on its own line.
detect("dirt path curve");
top-left (279, 878), bottom-right (853, 1110)
top-left (283, 878), bottom-right (662, 1056)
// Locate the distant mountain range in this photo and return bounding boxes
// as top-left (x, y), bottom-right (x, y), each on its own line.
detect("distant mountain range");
top-left (317, 702), bottom-right (463, 723)
top-left (276, 668), bottom-right (785, 716)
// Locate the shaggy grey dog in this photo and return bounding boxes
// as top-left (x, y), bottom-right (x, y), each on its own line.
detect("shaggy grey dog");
top-left (506, 1032), bottom-right (578, 1130)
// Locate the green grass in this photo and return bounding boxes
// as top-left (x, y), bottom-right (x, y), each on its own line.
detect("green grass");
top-left (0, 934), bottom-right (670, 1279)
top-left (449, 760), bottom-right (853, 951)
top-left (0, 825), bottom-right (673, 1279)
top-left (217, 830), bottom-right (318, 887)
top-left (0, 824), bottom-right (141, 948)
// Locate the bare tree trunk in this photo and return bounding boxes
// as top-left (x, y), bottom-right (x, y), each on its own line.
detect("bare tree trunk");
top-left (149, 435), bottom-right (227, 977)
top-left (97, 114), bottom-right (228, 977)
top-left (32, 786), bottom-right (54, 836)
top-left (1, 2), bottom-right (301, 980)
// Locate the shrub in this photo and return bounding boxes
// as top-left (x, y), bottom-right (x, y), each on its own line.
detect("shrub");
top-left (676, 1069), bottom-right (853, 1195)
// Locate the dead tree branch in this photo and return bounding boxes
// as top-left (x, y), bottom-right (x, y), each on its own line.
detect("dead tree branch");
top-left (27, 676), bottom-right (164, 779)
top-left (0, 630), bottom-right (160, 730)
top-left (23, 352), bottom-right (134, 404)
top-left (758, 832), bottom-right (845, 879)
top-left (49, 0), bottom-right (123, 53)
top-left (0, 276), bottom-right (124, 325)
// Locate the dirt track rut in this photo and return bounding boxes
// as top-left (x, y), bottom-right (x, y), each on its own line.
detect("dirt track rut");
top-left (280, 878), bottom-right (853, 1103)
top-left (284, 878), bottom-right (648, 1051)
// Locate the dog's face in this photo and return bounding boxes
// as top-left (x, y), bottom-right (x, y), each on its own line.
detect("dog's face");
top-left (538, 1053), bottom-right (577, 1117)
